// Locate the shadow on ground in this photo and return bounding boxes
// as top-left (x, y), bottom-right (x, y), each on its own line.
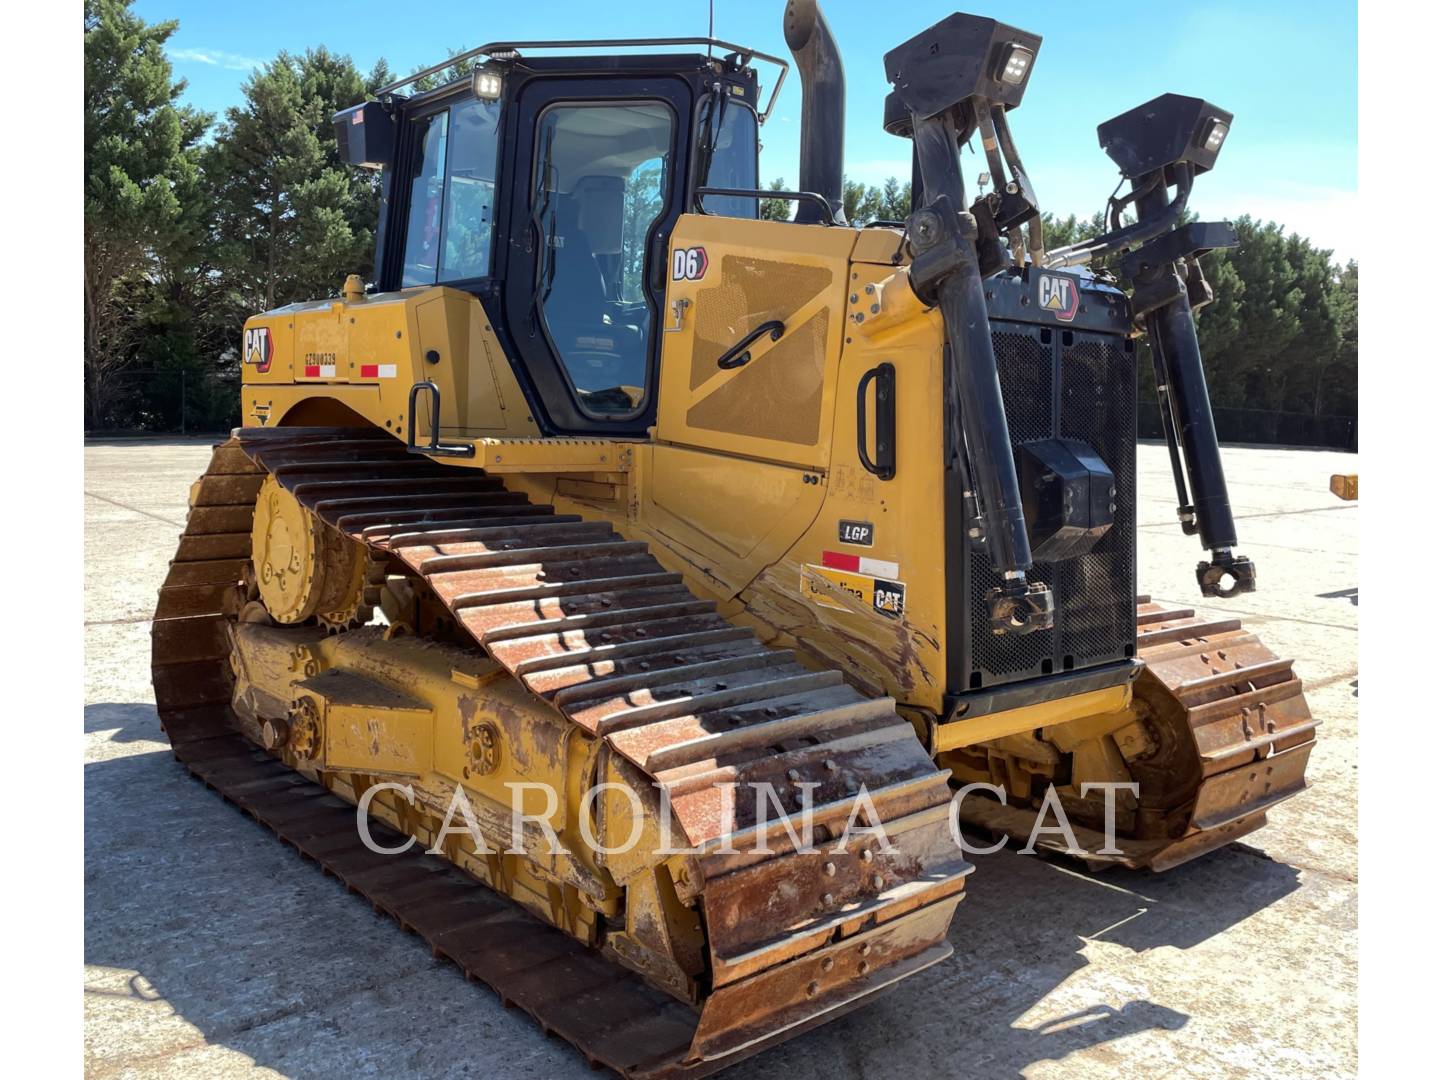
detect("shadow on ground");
top-left (85, 702), bottom-right (1300, 1079)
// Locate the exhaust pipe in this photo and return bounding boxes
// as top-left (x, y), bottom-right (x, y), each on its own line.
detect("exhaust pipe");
top-left (783, 0), bottom-right (845, 223)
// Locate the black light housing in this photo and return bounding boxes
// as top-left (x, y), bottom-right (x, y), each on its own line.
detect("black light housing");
top-left (1097, 93), bottom-right (1234, 181)
top-left (881, 14), bottom-right (1042, 136)
top-left (471, 65), bottom-right (504, 101)
top-left (333, 101), bottom-right (394, 170)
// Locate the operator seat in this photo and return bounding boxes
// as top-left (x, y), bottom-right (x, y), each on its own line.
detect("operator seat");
top-left (548, 196), bottom-right (611, 329)
top-left (544, 195), bottom-right (646, 400)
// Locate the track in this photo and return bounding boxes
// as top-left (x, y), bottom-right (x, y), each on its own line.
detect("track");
top-left (151, 427), bottom-right (970, 1077)
top-left (956, 597), bottom-right (1317, 871)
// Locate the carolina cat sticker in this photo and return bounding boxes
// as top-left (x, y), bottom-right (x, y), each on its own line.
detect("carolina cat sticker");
top-left (802, 564), bottom-right (906, 620)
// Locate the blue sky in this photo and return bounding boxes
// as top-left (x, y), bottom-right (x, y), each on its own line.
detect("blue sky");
top-left (142, 0), bottom-right (1359, 262)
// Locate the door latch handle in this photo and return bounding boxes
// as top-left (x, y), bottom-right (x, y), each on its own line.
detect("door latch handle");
top-left (665, 297), bottom-right (691, 333)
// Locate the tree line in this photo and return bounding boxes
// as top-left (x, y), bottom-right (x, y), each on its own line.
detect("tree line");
top-left (85, 0), bottom-right (1356, 442)
top-left (767, 182), bottom-right (1358, 434)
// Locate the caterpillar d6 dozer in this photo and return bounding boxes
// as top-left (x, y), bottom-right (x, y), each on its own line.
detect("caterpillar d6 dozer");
top-left (151, 2), bottom-right (1316, 1073)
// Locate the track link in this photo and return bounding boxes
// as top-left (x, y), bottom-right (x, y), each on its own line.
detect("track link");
top-left (151, 428), bottom-right (970, 1076)
top-left (957, 596), bottom-right (1317, 871)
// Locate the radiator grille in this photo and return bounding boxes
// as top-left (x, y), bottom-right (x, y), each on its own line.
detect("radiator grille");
top-left (966, 324), bottom-right (1136, 686)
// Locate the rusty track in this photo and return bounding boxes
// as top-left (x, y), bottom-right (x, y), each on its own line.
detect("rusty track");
top-left (151, 428), bottom-right (970, 1076)
top-left (958, 596), bottom-right (1316, 871)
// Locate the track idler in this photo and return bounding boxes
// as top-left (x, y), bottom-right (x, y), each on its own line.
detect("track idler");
top-left (948, 599), bottom-right (1316, 871)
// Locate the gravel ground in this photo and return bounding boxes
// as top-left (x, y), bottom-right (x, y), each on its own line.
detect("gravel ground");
top-left (84, 436), bottom-right (1358, 1079)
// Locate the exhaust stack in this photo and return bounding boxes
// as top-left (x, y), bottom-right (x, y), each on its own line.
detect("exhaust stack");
top-left (783, 0), bottom-right (845, 223)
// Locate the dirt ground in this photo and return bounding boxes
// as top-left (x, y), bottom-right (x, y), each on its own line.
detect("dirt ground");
top-left (84, 437), bottom-right (1359, 1079)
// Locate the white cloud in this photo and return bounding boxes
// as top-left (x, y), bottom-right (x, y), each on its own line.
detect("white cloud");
top-left (1204, 186), bottom-right (1358, 266)
top-left (831, 160), bottom-right (914, 189)
top-left (168, 47), bottom-right (264, 72)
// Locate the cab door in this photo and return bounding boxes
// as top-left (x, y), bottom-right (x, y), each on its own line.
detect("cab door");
top-left (643, 214), bottom-right (859, 593)
top-left (655, 214), bottom-right (857, 469)
top-left (499, 77), bottom-right (693, 436)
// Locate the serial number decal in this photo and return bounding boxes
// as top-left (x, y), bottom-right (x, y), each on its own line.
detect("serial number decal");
top-left (801, 565), bottom-right (907, 620)
top-left (838, 519), bottom-right (875, 547)
top-left (671, 246), bottom-right (708, 281)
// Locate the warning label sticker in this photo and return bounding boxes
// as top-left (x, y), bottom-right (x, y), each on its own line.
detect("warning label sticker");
top-left (801, 564), bottom-right (906, 620)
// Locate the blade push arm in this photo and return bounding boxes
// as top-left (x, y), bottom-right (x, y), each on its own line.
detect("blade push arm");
top-left (1053, 93), bottom-right (1255, 598)
top-left (883, 14), bottom-right (1053, 634)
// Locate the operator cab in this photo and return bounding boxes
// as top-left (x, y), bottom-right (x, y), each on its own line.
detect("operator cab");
top-left (338, 43), bottom-right (777, 436)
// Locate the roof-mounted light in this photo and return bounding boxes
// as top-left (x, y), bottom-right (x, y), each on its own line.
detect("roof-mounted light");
top-left (471, 67), bottom-right (503, 101)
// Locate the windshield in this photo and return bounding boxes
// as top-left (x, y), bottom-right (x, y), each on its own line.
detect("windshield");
top-left (533, 101), bottom-right (674, 418)
top-left (401, 97), bottom-right (502, 286)
top-left (697, 95), bottom-right (759, 219)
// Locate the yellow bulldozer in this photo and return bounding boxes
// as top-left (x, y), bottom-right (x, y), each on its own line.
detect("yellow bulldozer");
top-left (151, 2), bottom-right (1316, 1073)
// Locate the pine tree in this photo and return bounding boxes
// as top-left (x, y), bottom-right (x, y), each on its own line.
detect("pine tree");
top-left (760, 177), bottom-right (792, 221)
top-left (205, 49), bottom-right (380, 315)
top-left (83, 0), bottom-right (209, 426)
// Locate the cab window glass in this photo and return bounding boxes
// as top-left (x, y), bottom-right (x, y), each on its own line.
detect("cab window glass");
top-left (697, 96), bottom-right (758, 219)
top-left (619, 156), bottom-right (665, 302)
top-left (534, 102), bottom-right (673, 417)
top-left (441, 98), bottom-right (501, 279)
top-left (401, 97), bottom-right (502, 287)
top-left (401, 111), bottom-right (449, 286)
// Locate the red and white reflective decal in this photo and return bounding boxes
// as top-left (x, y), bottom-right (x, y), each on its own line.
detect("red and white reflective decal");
top-left (303, 364), bottom-right (337, 379)
top-left (821, 551), bottom-right (899, 578)
top-left (359, 363), bottom-right (397, 379)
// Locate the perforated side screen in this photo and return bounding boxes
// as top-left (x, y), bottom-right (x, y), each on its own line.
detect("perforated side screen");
top-left (686, 255), bottom-right (833, 445)
top-left (966, 322), bottom-right (1137, 687)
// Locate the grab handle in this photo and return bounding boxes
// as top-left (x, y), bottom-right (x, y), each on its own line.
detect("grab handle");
top-left (716, 320), bottom-right (785, 370)
top-left (856, 362), bottom-right (896, 481)
top-left (407, 381), bottom-right (476, 458)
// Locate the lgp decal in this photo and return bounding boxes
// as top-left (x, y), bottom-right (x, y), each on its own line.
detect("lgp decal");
top-left (838, 519), bottom-right (875, 547)
top-left (671, 246), bottom-right (708, 281)
top-left (243, 326), bottom-right (273, 373)
top-left (1038, 274), bottom-right (1080, 323)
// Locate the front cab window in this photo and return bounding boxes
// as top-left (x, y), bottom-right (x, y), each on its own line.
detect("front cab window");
top-left (401, 97), bottom-right (502, 287)
top-left (534, 102), bottom-right (674, 418)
